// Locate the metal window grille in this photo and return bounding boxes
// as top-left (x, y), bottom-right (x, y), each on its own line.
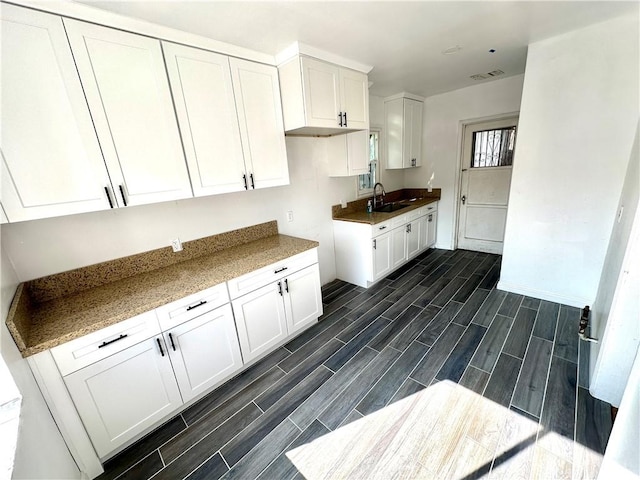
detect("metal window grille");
top-left (471, 126), bottom-right (516, 168)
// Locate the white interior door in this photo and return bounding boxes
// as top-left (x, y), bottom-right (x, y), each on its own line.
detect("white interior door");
top-left (457, 117), bottom-right (518, 254)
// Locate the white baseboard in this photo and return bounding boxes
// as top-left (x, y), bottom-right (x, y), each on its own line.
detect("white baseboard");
top-left (496, 281), bottom-right (592, 308)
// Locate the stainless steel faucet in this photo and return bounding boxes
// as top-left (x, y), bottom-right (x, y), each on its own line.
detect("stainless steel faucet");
top-left (372, 182), bottom-right (386, 209)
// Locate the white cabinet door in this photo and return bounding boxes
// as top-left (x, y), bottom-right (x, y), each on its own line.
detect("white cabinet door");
top-left (0, 5), bottom-right (113, 222)
top-left (340, 68), bottom-right (369, 130)
top-left (403, 99), bottom-right (423, 168)
top-left (391, 226), bottom-right (408, 269)
top-left (165, 304), bottom-right (242, 403)
top-left (326, 130), bottom-right (369, 177)
top-left (300, 57), bottom-right (341, 128)
top-left (283, 264), bottom-right (322, 335)
top-left (373, 231), bottom-right (393, 280)
top-left (230, 58), bottom-right (289, 190)
top-left (232, 283), bottom-right (288, 363)
top-left (64, 20), bottom-right (192, 207)
top-left (418, 215), bottom-right (429, 252)
top-left (64, 337), bottom-right (182, 458)
top-left (427, 210), bottom-right (438, 247)
top-left (162, 42), bottom-right (246, 196)
top-left (406, 221), bottom-right (421, 259)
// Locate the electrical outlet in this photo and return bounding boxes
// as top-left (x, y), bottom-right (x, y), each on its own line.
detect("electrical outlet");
top-left (287, 210), bottom-right (294, 222)
top-left (171, 238), bottom-right (183, 252)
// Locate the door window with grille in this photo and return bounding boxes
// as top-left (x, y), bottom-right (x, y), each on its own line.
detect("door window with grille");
top-left (471, 126), bottom-right (516, 168)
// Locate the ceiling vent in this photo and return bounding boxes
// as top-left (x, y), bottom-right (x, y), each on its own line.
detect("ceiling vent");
top-left (470, 69), bottom-right (504, 81)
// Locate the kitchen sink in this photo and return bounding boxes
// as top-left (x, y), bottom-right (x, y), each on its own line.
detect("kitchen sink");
top-left (373, 203), bottom-right (410, 213)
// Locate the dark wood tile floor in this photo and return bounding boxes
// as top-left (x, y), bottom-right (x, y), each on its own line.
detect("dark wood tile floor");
top-left (97, 249), bottom-right (613, 480)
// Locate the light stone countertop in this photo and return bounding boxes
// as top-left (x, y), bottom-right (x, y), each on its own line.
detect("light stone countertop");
top-left (6, 229), bottom-right (318, 357)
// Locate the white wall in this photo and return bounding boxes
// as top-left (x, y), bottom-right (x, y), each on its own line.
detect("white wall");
top-left (1, 136), bottom-right (358, 284)
top-left (0, 244), bottom-right (81, 480)
top-left (499, 14), bottom-right (639, 307)
top-left (403, 75), bottom-right (525, 249)
top-left (590, 123), bottom-right (639, 406)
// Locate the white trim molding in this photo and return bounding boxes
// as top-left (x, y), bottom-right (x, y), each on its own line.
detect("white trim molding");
top-left (497, 280), bottom-right (591, 308)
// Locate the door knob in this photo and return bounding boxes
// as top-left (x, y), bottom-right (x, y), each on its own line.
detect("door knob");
top-left (461, 195), bottom-right (466, 205)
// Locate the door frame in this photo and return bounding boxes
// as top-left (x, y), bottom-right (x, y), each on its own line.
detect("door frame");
top-left (452, 112), bottom-right (520, 250)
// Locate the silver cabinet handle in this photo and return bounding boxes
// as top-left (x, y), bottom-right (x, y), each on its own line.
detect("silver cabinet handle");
top-left (461, 195), bottom-right (466, 205)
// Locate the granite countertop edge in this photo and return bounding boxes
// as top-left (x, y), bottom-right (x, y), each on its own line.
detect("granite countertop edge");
top-left (7, 234), bottom-right (319, 358)
top-left (333, 197), bottom-right (440, 225)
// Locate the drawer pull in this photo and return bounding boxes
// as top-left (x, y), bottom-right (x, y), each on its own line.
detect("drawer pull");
top-left (156, 338), bottom-right (165, 357)
top-left (378, 225), bottom-right (387, 230)
top-left (186, 300), bottom-right (207, 311)
top-left (98, 334), bottom-right (128, 349)
top-left (168, 333), bottom-right (176, 351)
top-left (274, 267), bottom-right (288, 274)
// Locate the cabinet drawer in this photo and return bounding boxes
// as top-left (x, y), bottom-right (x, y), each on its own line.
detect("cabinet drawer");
top-left (227, 248), bottom-right (318, 300)
top-left (156, 283), bottom-right (229, 331)
top-left (51, 310), bottom-right (161, 376)
top-left (372, 220), bottom-right (392, 237)
top-left (407, 208), bottom-right (423, 221)
top-left (391, 213), bottom-right (408, 227)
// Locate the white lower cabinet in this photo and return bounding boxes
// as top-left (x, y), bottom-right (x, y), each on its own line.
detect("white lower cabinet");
top-left (64, 336), bottom-right (182, 458)
top-left (232, 283), bottom-right (289, 363)
top-left (406, 220), bottom-right (421, 259)
top-left (37, 248), bottom-right (321, 471)
top-left (427, 210), bottom-right (438, 247)
top-left (164, 304), bottom-right (242, 403)
top-left (373, 231), bottom-right (392, 280)
top-left (334, 202), bottom-right (438, 288)
top-left (284, 264), bottom-right (323, 335)
top-left (228, 249), bottom-right (322, 363)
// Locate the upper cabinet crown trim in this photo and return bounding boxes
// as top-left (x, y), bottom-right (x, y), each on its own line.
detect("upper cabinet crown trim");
top-left (275, 42), bottom-right (373, 74)
top-left (10, 0), bottom-right (276, 65)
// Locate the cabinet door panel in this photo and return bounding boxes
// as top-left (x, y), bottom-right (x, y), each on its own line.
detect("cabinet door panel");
top-left (64, 20), bottom-right (192, 206)
top-left (232, 284), bottom-right (288, 363)
top-left (427, 211), bottom-right (438, 247)
top-left (64, 337), bottom-right (181, 458)
top-left (391, 226), bottom-right (408, 269)
top-left (418, 215), bottom-right (429, 252)
top-left (301, 57), bottom-right (341, 128)
top-left (373, 232), bottom-right (392, 280)
top-left (163, 42), bottom-right (246, 196)
top-left (0, 5), bottom-right (112, 222)
top-left (408, 99), bottom-right (423, 167)
top-left (230, 58), bottom-right (289, 189)
top-left (407, 221), bottom-right (421, 259)
top-left (284, 264), bottom-right (322, 335)
top-left (340, 68), bottom-right (369, 129)
top-left (166, 304), bottom-right (242, 403)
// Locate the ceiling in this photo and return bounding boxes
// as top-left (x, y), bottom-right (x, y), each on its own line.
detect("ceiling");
top-left (75, 1), bottom-right (638, 98)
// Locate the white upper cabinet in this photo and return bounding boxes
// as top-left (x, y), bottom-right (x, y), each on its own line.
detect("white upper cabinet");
top-left (64, 19), bottom-right (193, 207)
top-left (278, 55), bottom-right (369, 135)
top-left (0, 5), bottom-right (113, 222)
top-left (326, 130), bottom-right (370, 177)
top-left (385, 95), bottom-right (424, 169)
top-left (162, 42), bottom-right (247, 196)
top-left (230, 58), bottom-right (289, 190)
